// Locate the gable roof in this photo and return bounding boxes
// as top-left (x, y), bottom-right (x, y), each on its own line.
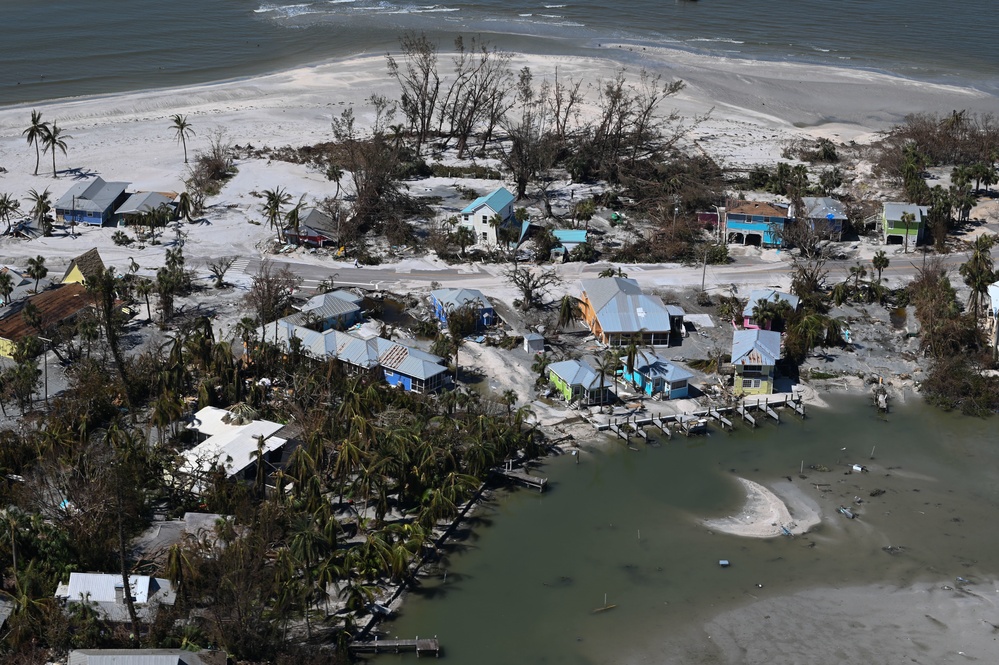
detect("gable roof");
top-left (632, 350), bottom-right (693, 383)
top-left (115, 192), bottom-right (174, 216)
top-left (548, 359), bottom-right (610, 391)
top-left (62, 248), bottom-right (107, 283)
top-left (742, 289), bottom-right (801, 317)
top-left (60, 573), bottom-right (174, 606)
top-left (461, 187), bottom-right (515, 215)
top-left (291, 208), bottom-right (336, 236)
top-left (731, 329), bottom-right (782, 365)
top-left (883, 202), bottom-right (927, 222)
top-left (431, 288), bottom-right (493, 311)
top-left (55, 177), bottom-right (130, 213)
top-left (580, 277), bottom-right (679, 334)
top-left (288, 292), bottom-right (361, 322)
top-left (798, 196), bottom-right (847, 221)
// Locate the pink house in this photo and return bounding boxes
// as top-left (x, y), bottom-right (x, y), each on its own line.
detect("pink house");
top-left (742, 289), bottom-right (800, 330)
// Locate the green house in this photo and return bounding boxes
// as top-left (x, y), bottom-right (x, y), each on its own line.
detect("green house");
top-left (882, 202), bottom-right (927, 248)
top-left (548, 359), bottom-right (611, 406)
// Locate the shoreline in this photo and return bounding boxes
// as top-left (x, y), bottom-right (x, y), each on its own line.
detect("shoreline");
top-left (701, 477), bottom-right (822, 539)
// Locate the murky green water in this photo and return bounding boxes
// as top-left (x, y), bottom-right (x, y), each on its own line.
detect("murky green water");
top-left (374, 396), bottom-right (999, 664)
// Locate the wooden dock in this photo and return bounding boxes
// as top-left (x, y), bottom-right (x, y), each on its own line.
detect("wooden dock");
top-left (350, 636), bottom-right (440, 657)
top-left (492, 466), bottom-right (548, 492)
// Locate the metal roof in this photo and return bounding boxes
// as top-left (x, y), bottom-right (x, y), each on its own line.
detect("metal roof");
top-left (882, 202), bottom-right (927, 221)
top-left (61, 573), bottom-right (173, 605)
top-left (731, 329), bottom-right (782, 365)
top-left (460, 186), bottom-right (515, 215)
top-left (68, 650), bottom-right (221, 665)
top-left (799, 196), bottom-right (846, 221)
top-left (115, 192), bottom-right (173, 216)
top-left (552, 229), bottom-right (588, 245)
top-left (55, 177), bottom-right (129, 213)
top-left (580, 277), bottom-right (680, 335)
top-left (632, 350), bottom-right (693, 383)
top-left (288, 292), bottom-right (361, 322)
top-left (548, 359), bottom-right (610, 391)
top-left (183, 407), bottom-right (287, 479)
top-left (430, 288), bottom-right (493, 311)
top-left (742, 289), bottom-right (801, 317)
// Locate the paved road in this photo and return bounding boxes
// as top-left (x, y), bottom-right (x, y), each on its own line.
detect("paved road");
top-left (205, 246), bottom-right (990, 295)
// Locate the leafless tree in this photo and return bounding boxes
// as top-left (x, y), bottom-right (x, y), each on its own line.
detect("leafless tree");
top-left (244, 261), bottom-right (301, 324)
top-left (505, 263), bottom-right (562, 311)
top-left (386, 32), bottom-right (442, 155)
top-left (209, 256), bottom-right (238, 288)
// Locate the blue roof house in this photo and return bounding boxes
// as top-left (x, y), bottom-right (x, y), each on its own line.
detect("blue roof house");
top-left (430, 288), bottom-right (496, 330)
top-left (621, 350), bottom-right (693, 400)
top-left (742, 289), bottom-right (800, 330)
top-left (548, 359), bottom-right (612, 406)
top-left (285, 291), bottom-right (362, 331)
top-left (793, 196), bottom-right (847, 242)
top-left (55, 177), bottom-right (130, 227)
top-left (460, 186), bottom-right (516, 246)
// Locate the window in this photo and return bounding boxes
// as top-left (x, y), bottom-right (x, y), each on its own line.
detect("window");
top-left (742, 378), bottom-right (761, 389)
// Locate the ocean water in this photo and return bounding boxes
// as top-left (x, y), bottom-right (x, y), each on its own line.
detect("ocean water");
top-left (3, 0), bottom-right (998, 107)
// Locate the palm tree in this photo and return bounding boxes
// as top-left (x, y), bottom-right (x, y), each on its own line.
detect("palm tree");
top-left (135, 278), bottom-right (154, 321)
top-left (848, 261), bottom-right (868, 290)
top-left (285, 195), bottom-right (307, 244)
top-left (0, 193), bottom-right (20, 235)
top-left (176, 191), bottom-right (194, 222)
top-left (22, 110), bottom-right (50, 176)
top-left (593, 352), bottom-right (618, 405)
top-left (170, 114), bottom-right (196, 163)
top-left (900, 211), bottom-right (916, 253)
top-left (260, 187), bottom-right (292, 242)
top-left (557, 294), bottom-right (583, 332)
top-left (598, 266), bottom-right (627, 278)
top-left (41, 122), bottom-right (71, 178)
top-left (959, 234), bottom-right (996, 321)
top-left (0, 271), bottom-right (13, 306)
top-left (26, 188), bottom-right (52, 235)
top-left (25, 255), bottom-right (47, 292)
top-left (871, 250), bottom-right (889, 283)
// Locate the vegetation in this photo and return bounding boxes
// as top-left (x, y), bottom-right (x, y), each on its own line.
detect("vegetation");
top-left (170, 113), bottom-right (196, 164)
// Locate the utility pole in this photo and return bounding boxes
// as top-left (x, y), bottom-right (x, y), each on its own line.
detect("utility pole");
top-left (38, 336), bottom-right (51, 407)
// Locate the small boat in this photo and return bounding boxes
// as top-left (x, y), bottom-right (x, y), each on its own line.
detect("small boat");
top-left (780, 524), bottom-right (793, 537)
top-left (837, 506), bottom-right (856, 519)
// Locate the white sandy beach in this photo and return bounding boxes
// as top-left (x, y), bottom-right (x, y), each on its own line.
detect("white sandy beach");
top-left (702, 477), bottom-right (822, 538)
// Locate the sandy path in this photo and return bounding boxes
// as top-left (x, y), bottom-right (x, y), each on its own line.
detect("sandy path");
top-left (702, 477), bottom-right (822, 538)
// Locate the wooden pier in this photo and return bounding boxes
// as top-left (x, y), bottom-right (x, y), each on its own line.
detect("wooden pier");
top-left (350, 636), bottom-right (440, 657)
top-left (492, 466), bottom-right (548, 492)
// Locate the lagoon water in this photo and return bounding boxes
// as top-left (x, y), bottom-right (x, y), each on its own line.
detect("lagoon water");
top-left (374, 396), bottom-right (999, 664)
top-left (4, 0), bottom-right (999, 106)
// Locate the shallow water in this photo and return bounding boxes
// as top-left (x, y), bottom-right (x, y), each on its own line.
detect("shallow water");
top-left (373, 396), bottom-right (999, 664)
top-left (4, 0), bottom-right (999, 106)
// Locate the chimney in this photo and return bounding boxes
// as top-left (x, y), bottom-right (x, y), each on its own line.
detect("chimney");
top-left (114, 584), bottom-right (124, 604)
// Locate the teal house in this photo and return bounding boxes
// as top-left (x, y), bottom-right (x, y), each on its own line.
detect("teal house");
top-left (621, 350), bottom-right (692, 400)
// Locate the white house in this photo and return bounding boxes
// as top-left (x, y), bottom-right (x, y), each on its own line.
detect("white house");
top-left (459, 186), bottom-right (516, 246)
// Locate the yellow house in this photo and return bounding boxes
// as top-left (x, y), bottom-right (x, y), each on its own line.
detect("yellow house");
top-left (731, 329), bottom-right (782, 396)
top-left (61, 248), bottom-right (106, 285)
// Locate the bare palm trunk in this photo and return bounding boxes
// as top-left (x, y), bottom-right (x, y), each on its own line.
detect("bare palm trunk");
top-left (34, 143), bottom-right (40, 176)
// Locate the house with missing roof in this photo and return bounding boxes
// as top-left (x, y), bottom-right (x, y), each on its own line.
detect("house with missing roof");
top-left (260, 320), bottom-right (448, 393)
top-left (284, 207), bottom-right (339, 247)
top-left (742, 289), bottom-right (801, 330)
top-left (548, 359), bottom-right (612, 406)
top-left (621, 350), bottom-right (693, 400)
top-left (550, 229), bottom-right (588, 261)
top-left (724, 199), bottom-right (790, 247)
top-left (430, 288), bottom-right (496, 330)
top-left (55, 177), bottom-right (130, 227)
top-left (56, 572), bottom-right (175, 623)
top-left (731, 328), bottom-right (782, 396)
top-left (792, 196), bottom-right (847, 241)
top-left (68, 649), bottom-right (226, 665)
top-left (881, 202), bottom-right (928, 248)
top-left (459, 186), bottom-right (516, 245)
top-left (181, 406), bottom-right (292, 489)
top-left (579, 277), bottom-right (684, 347)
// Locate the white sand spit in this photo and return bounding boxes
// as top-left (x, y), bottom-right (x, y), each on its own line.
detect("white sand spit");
top-left (703, 477), bottom-right (821, 538)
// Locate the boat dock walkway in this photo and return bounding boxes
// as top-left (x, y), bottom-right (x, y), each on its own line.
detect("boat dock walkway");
top-left (350, 636), bottom-right (440, 657)
top-left (592, 393), bottom-right (806, 442)
top-left (492, 466), bottom-right (548, 492)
